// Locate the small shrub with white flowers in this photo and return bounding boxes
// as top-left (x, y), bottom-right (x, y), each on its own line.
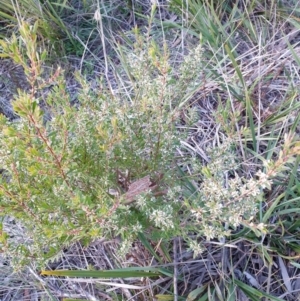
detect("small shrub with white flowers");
top-left (0, 22), bottom-right (198, 267)
top-left (0, 22), bottom-right (299, 267)
top-left (186, 135), bottom-right (300, 257)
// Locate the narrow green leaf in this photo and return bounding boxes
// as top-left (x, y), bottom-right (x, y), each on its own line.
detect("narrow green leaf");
top-left (176, 164), bottom-right (198, 194)
top-left (262, 191), bottom-right (286, 223)
top-left (214, 282), bottom-right (224, 301)
top-left (277, 208), bottom-right (300, 215)
top-left (156, 295), bottom-right (174, 301)
top-left (41, 269), bottom-right (161, 278)
top-left (234, 279), bottom-right (283, 301)
top-left (197, 291), bottom-right (208, 301)
top-left (226, 282), bottom-right (236, 301)
top-left (224, 43), bottom-right (244, 86)
top-left (245, 91), bottom-right (257, 151)
top-left (138, 232), bottom-right (163, 263)
top-left (259, 245), bottom-right (273, 266)
top-left (290, 261), bottom-right (300, 269)
top-left (159, 241), bottom-right (172, 263)
top-left (224, 43), bottom-right (256, 150)
top-left (284, 156), bottom-right (300, 202)
top-left (187, 285), bottom-right (208, 301)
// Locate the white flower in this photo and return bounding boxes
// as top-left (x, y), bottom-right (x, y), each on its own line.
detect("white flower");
top-left (257, 223), bottom-right (265, 231)
top-left (136, 195), bottom-right (147, 209)
top-left (132, 222), bottom-right (142, 233)
top-left (203, 224), bottom-right (216, 240)
top-left (206, 201), bottom-right (223, 217)
top-left (228, 214), bottom-right (241, 228)
top-left (231, 190), bottom-right (239, 198)
top-left (118, 239), bottom-right (132, 258)
top-left (189, 240), bottom-right (204, 258)
top-left (149, 206), bottom-right (174, 230)
top-left (256, 170), bottom-right (272, 189)
top-left (191, 209), bottom-right (203, 219)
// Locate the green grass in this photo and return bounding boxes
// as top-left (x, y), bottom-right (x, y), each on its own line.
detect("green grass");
top-left (0, 0), bottom-right (300, 300)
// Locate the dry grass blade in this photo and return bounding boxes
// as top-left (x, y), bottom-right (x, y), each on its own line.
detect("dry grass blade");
top-left (278, 256), bottom-right (293, 293)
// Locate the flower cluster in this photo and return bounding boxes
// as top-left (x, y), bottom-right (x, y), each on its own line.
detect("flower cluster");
top-left (187, 132), bottom-right (300, 249)
top-left (189, 143), bottom-right (274, 240)
top-left (148, 205), bottom-right (174, 230)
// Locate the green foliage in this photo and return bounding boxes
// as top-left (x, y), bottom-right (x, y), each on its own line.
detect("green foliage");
top-left (0, 0), bottom-right (95, 56)
top-left (0, 21), bottom-right (187, 267)
top-left (1, 21), bottom-right (300, 271)
top-left (169, 0), bottom-right (237, 50)
top-left (0, 2), bottom-right (300, 298)
top-left (41, 266), bottom-right (165, 278)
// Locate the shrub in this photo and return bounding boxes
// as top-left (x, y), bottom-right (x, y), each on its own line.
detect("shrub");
top-left (0, 22), bottom-right (188, 267)
top-left (0, 21), bottom-right (299, 268)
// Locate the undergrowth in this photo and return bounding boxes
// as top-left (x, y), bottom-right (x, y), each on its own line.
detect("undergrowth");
top-left (0, 1), bottom-right (300, 301)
